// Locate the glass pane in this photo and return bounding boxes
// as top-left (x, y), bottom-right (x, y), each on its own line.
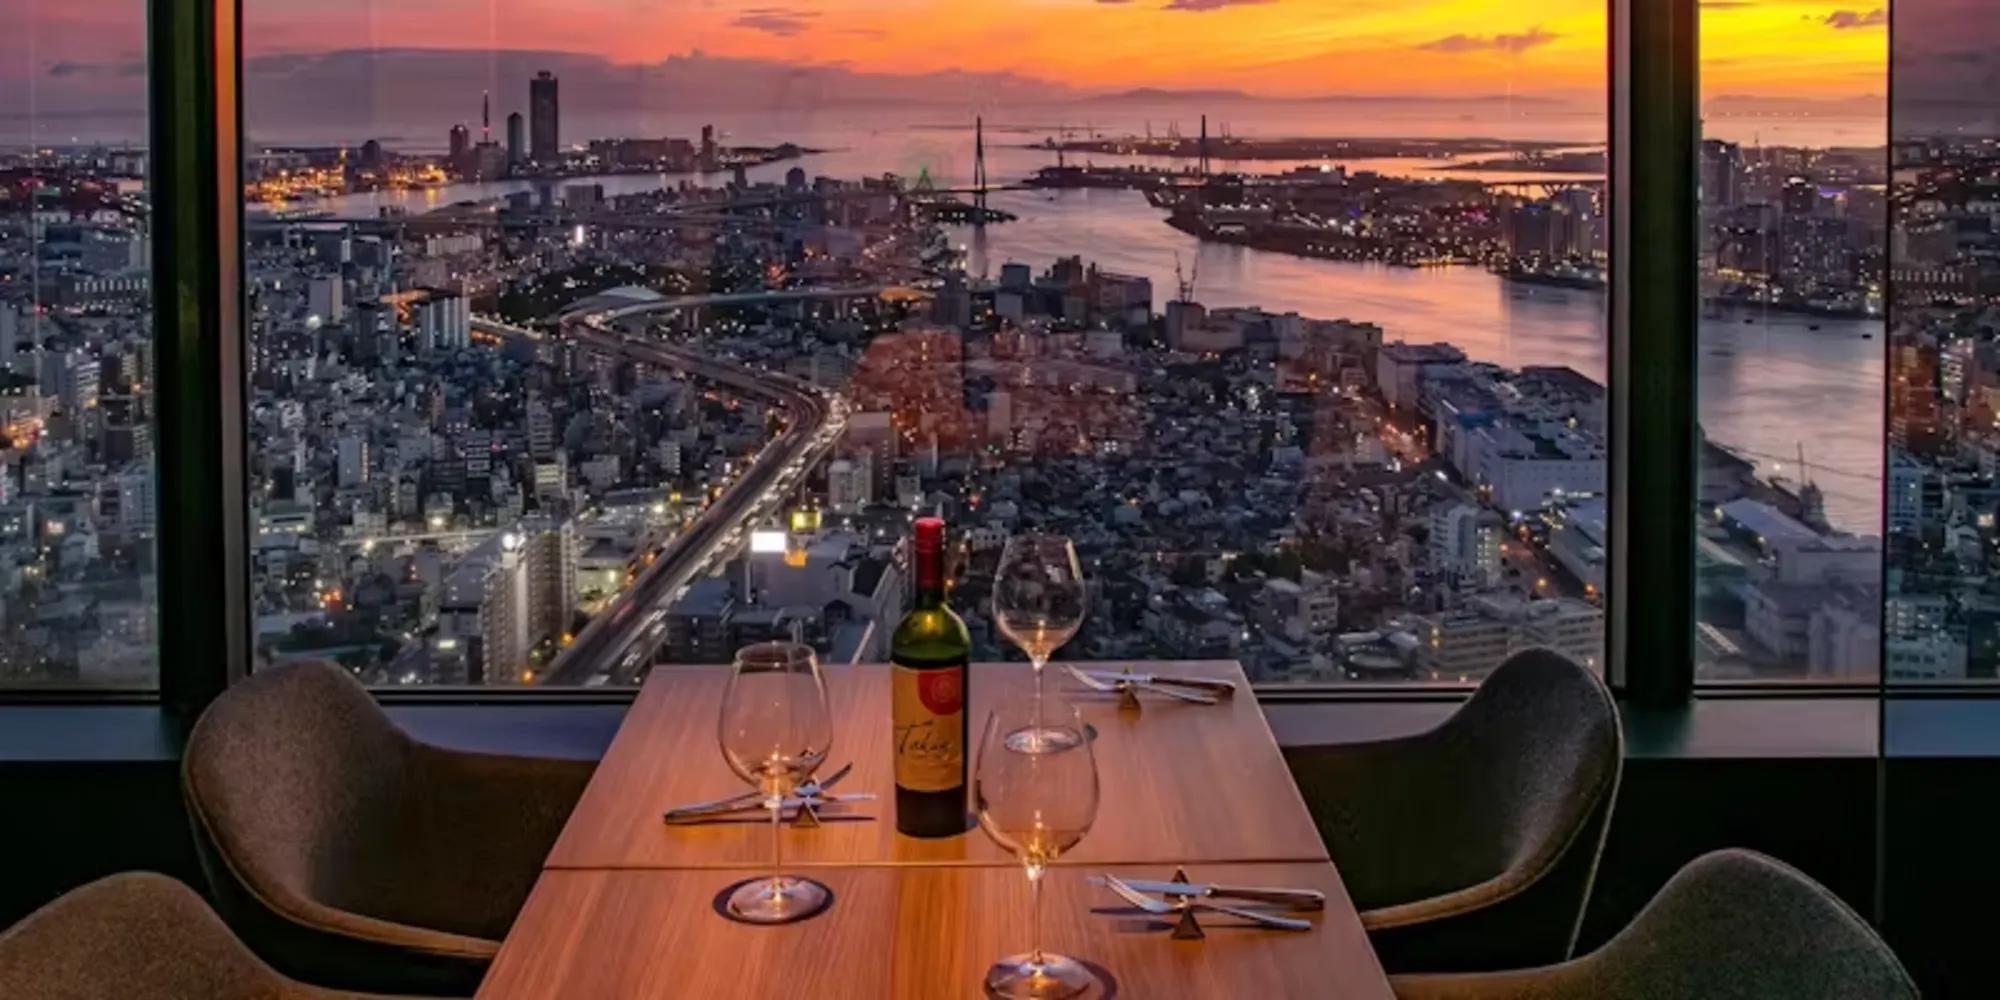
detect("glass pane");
top-left (244, 2), bottom-right (1605, 686)
top-left (1885, 1), bottom-right (1994, 684)
top-left (0, 1), bottom-right (158, 686)
top-left (1695, 3), bottom-right (1887, 682)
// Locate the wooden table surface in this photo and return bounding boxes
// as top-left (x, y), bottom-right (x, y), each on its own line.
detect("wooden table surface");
top-left (477, 863), bottom-right (1396, 1000)
top-left (545, 661), bottom-right (1331, 870)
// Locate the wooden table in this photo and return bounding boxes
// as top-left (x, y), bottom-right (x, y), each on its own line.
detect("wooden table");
top-left (545, 662), bottom-right (1330, 870)
top-left (481, 863), bottom-right (1391, 1000)
top-left (480, 662), bottom-right (1394, 1000)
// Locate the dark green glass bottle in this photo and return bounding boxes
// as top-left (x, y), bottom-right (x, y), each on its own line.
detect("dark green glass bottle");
top-left (891, 517), bottom-right (973, 838)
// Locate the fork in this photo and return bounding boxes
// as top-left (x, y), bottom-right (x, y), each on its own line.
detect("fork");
top-left (1100, 875), bottom-right (1312, 931)
top-left (665, 761), bottom-right (853, 817)
top-left (1067, 666), bottom-right (1219, 705)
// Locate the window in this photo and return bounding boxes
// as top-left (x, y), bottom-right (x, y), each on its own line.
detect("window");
top-left (1885, 0), bottom-right (1999, 685)
top-left (242, 2), bottom-right (1608, 688)
top-left (0, 0), bottom-right (159, 686)
top-left (1694, 1), bottom-right (1887, 682)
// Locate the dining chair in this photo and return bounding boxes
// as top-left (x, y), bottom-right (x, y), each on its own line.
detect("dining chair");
top-left (182, 659), bottom-right (595, 997)
top-left (1390, 849), bottom-right (1920, 999)
top-left (1283, 647), bottom-right (1623, 974)
top-left (0, 872), bottom-right (419, 1000)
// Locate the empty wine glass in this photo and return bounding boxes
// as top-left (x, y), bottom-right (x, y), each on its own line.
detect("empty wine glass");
top-left (716, 641), bottom-right (834, 923)
top-left (994, 534), bottom-right (1088, 751)
top-left (974, 693), bottom-right (1100, 999)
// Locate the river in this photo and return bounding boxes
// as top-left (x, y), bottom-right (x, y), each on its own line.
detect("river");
top-left (299, 115), bottom-right (1887, 532)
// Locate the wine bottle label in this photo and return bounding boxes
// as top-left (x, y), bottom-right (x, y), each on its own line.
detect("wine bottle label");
top-left (891, 661), bottom-right (965, 793)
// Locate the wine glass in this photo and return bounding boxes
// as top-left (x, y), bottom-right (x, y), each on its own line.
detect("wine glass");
top-left (994, 534), bottom-right (1088, 750)
top-left (716, 641), bottom-right (834, 923)
top-left (974, 693), bottom-right (1100, 999)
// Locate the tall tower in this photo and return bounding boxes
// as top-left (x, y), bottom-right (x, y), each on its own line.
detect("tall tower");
top-left (973, 116), bottom-right (989, 224)
top-left (505, 112), bottom-right (525, 168)
top-left (529, 71), bottom-right (560, 163)
top-left (1199, 114), bottom-right (1210, 178)
top-left (481, 90), bottom-right (491, 143)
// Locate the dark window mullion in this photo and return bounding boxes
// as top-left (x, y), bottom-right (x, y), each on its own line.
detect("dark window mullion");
top-left (150, 0), bottom-right (249, 724)
top-left (1609, 0), bottom-right (1701, 707)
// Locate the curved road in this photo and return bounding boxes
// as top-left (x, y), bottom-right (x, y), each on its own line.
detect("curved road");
top-left (490, 299), bottom-right (853, 686)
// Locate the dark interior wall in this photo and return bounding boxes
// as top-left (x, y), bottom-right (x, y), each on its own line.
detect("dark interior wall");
top-left (1883, 758), bottom-right (1997, 998)
top-left (1577, 756), bottom-right (1877, 949)
top-left (0, 760), bottom-right (205, 921)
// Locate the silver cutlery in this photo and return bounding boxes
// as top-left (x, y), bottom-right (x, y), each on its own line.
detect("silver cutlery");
top-left (1079, 669), bottom-right (1237, 698)
top-left (1086, 876), bottom-right (1325, 911)
top-left (1100, 874), bottom-right (1312, 938)
top-left (662, 761), bottom-right (853, 820)
top-left (1067, 666), bottom-right (1219, 705)
top-left (664, 792), bottom-right (876, 824)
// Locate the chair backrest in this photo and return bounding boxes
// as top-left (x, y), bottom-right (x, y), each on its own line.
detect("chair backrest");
top-left (1356, 647), bottom-right (1624, 972)
top-left (183, 659), bottom-right (414, 923)
top-left (1435, 647), bottom-right (1623, 883)
top-left (1580, 849), bottom-right (1919, 1000)
top-left (0, 873), bottom-right (295, 1000)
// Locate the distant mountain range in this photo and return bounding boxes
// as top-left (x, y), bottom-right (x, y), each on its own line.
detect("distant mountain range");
top-left (1082, 87), bottom-right (1570, 106)
top-left (1704, 94), bottom-right (1887, 117)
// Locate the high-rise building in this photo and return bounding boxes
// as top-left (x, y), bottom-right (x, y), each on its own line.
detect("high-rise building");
top-left (448, 124), bottom-right (471, 169)
top-left (1429, 503), bottom-right (1505, 589)
top-left (1700, 138), bottom-right (1744, 210)
top-left (1782, 176), bottom-right (1819, 217)
top-left (525, 399), bottom-right (555, 460)
top-left (337, 434), bottom-right (370, 488)
top-left (307, 274), bottom-right (344, 325)
top-left (418, 292), bottom-right (470, 354)
top-left (0, 301), bottom-right (18, 369)
top-left (828, 458), bottom-right (871, 513)
top-left (700, 125), bottom-right (717, 167)
top-left (506, 112), bottom-right (525, 169)
top-left (529, 71), bottom-right (560, 163)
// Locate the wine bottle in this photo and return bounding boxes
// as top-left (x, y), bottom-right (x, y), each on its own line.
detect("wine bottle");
top-left (891, 516), bottom-right (973, 838)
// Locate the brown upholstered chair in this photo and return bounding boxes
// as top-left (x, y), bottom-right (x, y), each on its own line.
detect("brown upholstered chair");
top-left (1391, 849), bottom-right (1920, 1000)
top-left (0, 872), bottom-right (417, 1000)
top-left (183, 660), bottom-right (594, 996)
top-left (1284, 647), bottom-right (1623, 974)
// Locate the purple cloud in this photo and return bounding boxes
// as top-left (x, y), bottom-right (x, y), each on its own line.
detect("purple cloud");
top-left (1161, 0), bottom-right (1277, 11)
top-left (46, 60), bottom-right (145, 78)
top-left (1418, 26), bottom-right (1560, 54)
top-left (730, 7), bottom-right (820, 36)
top-left (1823, 8), bottom-right (1886, 28)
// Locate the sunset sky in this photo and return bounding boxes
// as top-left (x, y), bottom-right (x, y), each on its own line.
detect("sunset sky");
top-left (6, 0), bottom-right (1891, 109)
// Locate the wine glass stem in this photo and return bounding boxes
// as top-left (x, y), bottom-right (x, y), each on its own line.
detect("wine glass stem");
top-left (1027, 864), bottom-right (1046, 966)
top-left (768, 794), bottom-right (784, 892)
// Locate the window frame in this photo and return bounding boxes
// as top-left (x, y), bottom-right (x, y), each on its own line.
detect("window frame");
top-left (7, 0), bottom-right (1901, 718)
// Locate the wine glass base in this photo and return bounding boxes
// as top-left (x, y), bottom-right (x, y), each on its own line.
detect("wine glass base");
top-left (718, 875), bottom-right (833, 925)
top-left (984, 953), bottom-right (1096, 999)
top-left (1004, 725), bottom-right (1085, 753)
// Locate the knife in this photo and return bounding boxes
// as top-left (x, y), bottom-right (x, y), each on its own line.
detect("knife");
top-left (1080, 670), bottom-right (1237, 697)
top-left (664, 793), bottom-right (876, 823)
top-left (660, 762), bottom-right (854, 818)
top-left (1086, 876), bottom-right (1325, 910)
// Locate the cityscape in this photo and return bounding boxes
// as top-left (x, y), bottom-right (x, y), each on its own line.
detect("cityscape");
top-left (2, 1), bottom-right (1976, 687)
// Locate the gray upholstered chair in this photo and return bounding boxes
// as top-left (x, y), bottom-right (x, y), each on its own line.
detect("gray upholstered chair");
top-left (1284, 647), bottom-right (1623, 974)
top-left (1391, 849), bottom-right (1920, 1000)
top-left (183, 659), bottom-right (594, 997)
top-left (0, 872), bottom-right (417, 1000)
